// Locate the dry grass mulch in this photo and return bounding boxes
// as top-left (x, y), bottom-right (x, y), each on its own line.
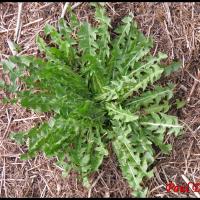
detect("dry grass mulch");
top-left (0, 2), bottom-right (200, 198)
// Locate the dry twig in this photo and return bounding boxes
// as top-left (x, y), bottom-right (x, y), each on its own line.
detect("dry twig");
top-left (60, 2), bottom-right (70, 19)
top-left (181, 174), bottom-right (200, 198)
top-left (14, 3), bottom-right (23, 43)
top-left (88, 172), bottom-right (104, 198)
top-left (187, 69), bottom-right (200, 102)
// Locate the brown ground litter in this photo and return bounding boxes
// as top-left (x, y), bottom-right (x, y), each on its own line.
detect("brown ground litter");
top-left (0, 2), bottom-right (200, 197)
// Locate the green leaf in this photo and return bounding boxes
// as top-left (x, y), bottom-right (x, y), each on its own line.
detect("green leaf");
top-left (115, 16), bottom-right (132, 46)
top-left (175, 99), bottom-right (186, 109)
top-left (107, 103), bottom-right (138, 123)
top-left (20, 154), bottom-right (30, 160)
top-left (0, 80), bottom-right (5, 87)
top-left (78, 22), bottom-right (98, 57)
top-left (9, 132), bottom-right (27, 145)
top-left (163, 61), bottom-right (182, 76)
top-left (83, 177), bottom-right (90, 188)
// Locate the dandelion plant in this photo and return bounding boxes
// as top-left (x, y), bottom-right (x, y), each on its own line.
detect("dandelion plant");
top-left (0, 4), bottom-right (183, 197)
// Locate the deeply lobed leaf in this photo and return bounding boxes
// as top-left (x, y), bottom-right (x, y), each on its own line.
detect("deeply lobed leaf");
top-left (0, 3), bottom-right (183, 197)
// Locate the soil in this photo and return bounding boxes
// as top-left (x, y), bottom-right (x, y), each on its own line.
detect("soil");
top-left (0, 2), bottom-right (200, 197)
